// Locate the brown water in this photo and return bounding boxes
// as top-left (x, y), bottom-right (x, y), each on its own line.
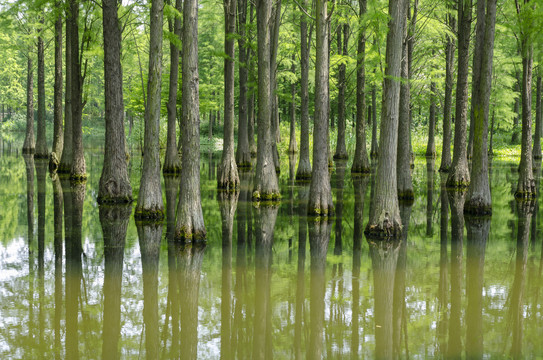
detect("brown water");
top-left (0, 144), bottom-right (542, 359)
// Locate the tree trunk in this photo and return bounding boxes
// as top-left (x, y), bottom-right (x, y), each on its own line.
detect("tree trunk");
top-left (58, 11), bottom-right (73, 174)
top-left (253, 0), bottom-right (280, 201)
top-left (288, 61), bottom-right (297, 154)
top-left (248, 86), bottom-right (256, 156)
top-left (437, 176), bottom-right (449, 356)
top-left (370, 82), bottom-right (378, 158)
top-left (512, 73), bottom-right (520, 144)
top-left (447, 0), bottom-right (473, 189)
top-left (35, 16), bottom-right (48, 159)
top-left (351, 0), bottom-right (370, 174)
top-left (236, 0), bottom-right (252, 168)
top-left (176, 0), bottom-right (206, 240)
top-left (465, 0), bottom-right (497, 215)
top-left (489, 109), bottom-right (495, 156)
top-left (99, 0), bottom-right (133, 204)
top-left (50, 4), bottom-right (63, 171)
top-left (270, 2), bottom-right (282, 172)
top-left (296, 3), bottom-right (312, 179)
top-left (426, 159), bottom-right (435, 236)
top-left (218, 0), bottom-right (240, 191)
top-left (439, 12), bottom-right (455, 172)
top-left (533, 75), bottom-right (542, 159)
top-left (163, 0), bottom-right (183, 174)
top-left (209, 110), bottom-right (214, 140)
top-left (407, 1), bottom-right (417, 170)
top-left (136, 0), bottom-right (165, 219)
top-left (367, 0), bottom-right (406, 237)
top-left (334, 23), bottom-right (348, 160)
top-left (308, 0), bottom-right (333, 216)
top-left (23, 56), bottom-right (35, 154)
top-left (426, 81), bottom-right (437, 157)
top-left (397, 0), bottom-right (413, 202)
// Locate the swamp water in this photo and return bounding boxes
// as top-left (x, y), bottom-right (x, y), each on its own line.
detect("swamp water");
top-left (0, 142), bottom-right (542, 359)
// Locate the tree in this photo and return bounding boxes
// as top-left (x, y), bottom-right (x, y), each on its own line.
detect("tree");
top-left (176, 0), bottom-right (206, 240)
top-left (218, 0), bottom-right (240, 191)
top-left (308, 0), bottom-right (333, 216)
top-left (22, 52), bottom-right (34, 154)
top-left (426, 81), bottom-right (437, 157)
top-left (35, 15), bottom-right (47, 159)
top-left (534, 74), bottom-right (542, 160)
top-left (136, 0), bottom-right (165, 219)
top-left (351, 0), bottom-right (371, 175)
top-left (98, 0), bottom-right (133, 204)
top-left (334, 22), bottom-right (349, 160)
top-left (365, 0), bottom-right (407, 237)
top-left (50, 2), bottom-right (63, 171)
top-left (58, 8), bottom-right (72, 174)
top-left (447, 0), bottom-right (473, 188)
top-left (252, 0), bottom-right (280, 201)
top-left (288, 60), bottom-right (297, 155)
top-left (236, 0), bottom-right (252, 168)
top-left (439, 9), bottom-right (455, 172)
top-left (370, 83), bottom-right (378, 158)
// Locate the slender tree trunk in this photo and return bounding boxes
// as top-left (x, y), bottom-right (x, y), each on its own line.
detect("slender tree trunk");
top-left (99, 0), bottom-right (133, 204)
top-left (288, 61), bottom-right (297, 154)
top-left (209, 111), bottom-right (214, 140)
top-left (164, 0), bottom-right (183, 174)
top-left (465, 0), bottom-right (497, 215)
top-left (50, 4), bottom-right (63, 171)
top-left (248, 86), bottom-right (256, 156)
top-left (218, 0), bottom-right (240, 191)
top-left (370, 82), bottom-right (378, 158)
top-left (35, 16), bottom-right (48, 159)
top-left (296, 3), bottom-right (312, 179)
top-left (351, 0), bottom-right (370, 174)
top-left (334, 23), bottom-right (348, 160)
top-left (439, 12), bottom-right (455, 172)
top-left (512, 73), bottom-right (521, 144)
top-left (447, 0), bottom-right (473, 188)
top-left (236, 0), bottom-right (252, 167)
top-left (270, 1), bottom-right (282, 172)
top-left (58, 10), bottom-right (73, 174)
top-left (23, 56), bottom-right (35, 154)
top-left (136, 0), bottom-right (165, 219)
top-left (407, 0), bottom-right (417, 170)
top-left (489, 108), bottom-right (495, 156)
top-left (176, 0), bottom-right (206, 239)
top-left (533, 75), bottom-right (542, 159)
top-left (426, 81), bottom-right (437, 157)
top-left (308, 0), bottom-right (333, 216)
top-left (253, 0), bottom-right (280, 201)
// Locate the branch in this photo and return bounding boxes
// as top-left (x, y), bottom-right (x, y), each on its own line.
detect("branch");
top-left (292, 0), bottom-right (315, 21)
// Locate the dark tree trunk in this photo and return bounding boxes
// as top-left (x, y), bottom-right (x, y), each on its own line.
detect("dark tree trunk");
top-left (366, 0), bottom-right (406, 236)
top-left (136, 0), bottom-right (165, 219)
top-left (334, 23), bottom-right (349, 160)
top-left (447, 0), bottom-right (473, 189)
top-left (248, 86), bottom-right (256, 156)
top-left (218, 0), bottom-right (240, 191)
top-left (308, 0), bottom-right (333, 216)
top-left (59, 11), bottom-right (73, 173)
top-left (99, 0), bottom-right (133, 204)
top-left (294, 186), bottom-right (308, 360)
top-left (52, 174), bottom-right (63, 358)
top-left (176, 0), bottom-right (206, 239)
top-left (426, 81), bottom-right (437, 157)
top-left (489, 109), bottom-right (495, 156)
top-left (23, 56), bottom-right (35, 154)
top-left (407, 1), bottom-right (417, 170)
top-left (50, 4), bottom-right (63, 171)
top-left (163, 0), bottom-right (183, 174)
top-left (35, 16), bottom-right (48, 159)
top-left (236, 0), bottom-right (252, 167)
top-left (533, 75), bottom-right (542, 159)
top-left (397, 0), bottom-right (413, 201)
top-left (253, 0), bottom-right (280, 201)
top-left (351, 0), bottom-right (370, 174)
top-left (465, 0), bottom-right (497, 215)
top-left (270, 2), bottom-right (282, 173)
top-left (437, 176), bottom-right (449, 356)
top-left (296, 2), bottom-right (312, 179)
top-left (426, 159), bottom-right (435, 236)
top-left (512, 73), bottom-right (520, 144)
top-left (70, 0), bottom-right (86, 180)
top-left (288, 61), bottom-right (297, 155)
top-left (439, 12), bottom-right (455, 172)
top-left (370, 83), bottom-right (378, 158)
top-left (100, 205), bottom-right (130, 360)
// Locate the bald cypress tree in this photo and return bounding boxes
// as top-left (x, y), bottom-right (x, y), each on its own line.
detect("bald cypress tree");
top-left (23, 53), bottom-right (34, 154)
top-left (35, 16), bottom-right (48, 159)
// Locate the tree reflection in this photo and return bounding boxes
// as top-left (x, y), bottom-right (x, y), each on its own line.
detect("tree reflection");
top-left (51, 173), bottom-right (63, 360)
top-left (35, 159), bottom-right (46, 356)
top-left (437, 176), bottom-right (449, 356)
top-left (295, 184), bottom-right (309, 360)
top-left (23, 154), bottom-right (35, 357)
top-left (426, 158), bottom-right (435, 237)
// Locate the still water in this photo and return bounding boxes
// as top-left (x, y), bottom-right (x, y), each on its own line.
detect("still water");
top-left (0, 142), bottom-right (542, 359)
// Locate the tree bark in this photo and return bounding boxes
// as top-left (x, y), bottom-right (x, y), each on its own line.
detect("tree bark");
top-left (23, 55), bottom-right (35, 154)
top-left (351, 0), bottom-right (371, 174)
top-left (534, 75), bottom-right (542, 159)
top-left (236, 0), bottom-right (252, 167)
top-left (447, 0), bottom-right (473, 189)
top-left (512, 73), bottom-right (521, 144)
top-left (58, 10), bottom-right (73, 174)
top-left (296, 1), bottom-right (312, 179)
top-left (50, 4), bottom-right (63, 172)
top-left (163, 0), bottom-right (183, 174)
top-left (176, 0), bottom-right (206, 240)
top-left (270, 1), bottom-right (282, 172)
top-left (334, 23), bottom-right (349, 160)
top-left (308, 0), bottom-right (333, 216)
top-left (370, 82), bottom-right (378, 158)
top-left (99, 0), bottom-right (133, 204)
top-left (439, 12), bottom-right (455, 172)
top-left (136, 0), bottom-right (165, 219)
top-left (35, 16), bottom-right (48, 159)
top-left (288, 61), bottom-right (297, 154)
top-left (253, 0), bottom-right (280, 201)
top-left (426, 81), bottom-right (437, 157)
top-left (218, 0), bottom-right (240, 191)
top-left (465, 0), bottom-right (497, 215)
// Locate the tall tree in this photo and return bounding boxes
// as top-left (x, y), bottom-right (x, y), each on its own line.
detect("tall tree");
top-left (50, 2), bottom-right (63, 171)
top-left (58, 9), bottom-right (72, 174)
top-left (218, 0), bottom-right (240, 191)
top-left (366, 0), bottom-right (407, 236)
top-left (135, 0), bottom-right (165, 219)
top-left (176, 0), bottom-right (206, 240)
top-left (288, 60), bottom-right (298, 155)
top-left (447, 0), bottom-right (473, 188)
top-left (426, 81), bottom-right (437, 157)
top-left (270, 0), bottom-right (282, 172)
top-left (23, 52), bottom-right (34, 154)
top-left (534, 74), bottom-right (542, 160)
top-left (35, 15), bottom-right (48, 159)
top-left (351, 0), bottom-right (371, 175)
top-left (236, 0), bottom-right (252, 167)
top-left (98, 0), bottom-right (133, 204)
top-left (465, 0), bottom-right (497, 215)
top-left (370, 83), bottom-right (378, 158)
top-left (295, 0), bottom-right (312, 180)
top-left (163, 0), bottom-right (183, 174)
top-left (334, 22), bottom-right (349, 160)
top-left (252, 0), bottom-right (280, 201)
top-left (308, 0), bottom-right (333, 216)
top-left (439, 10), bottom-right (455, 172)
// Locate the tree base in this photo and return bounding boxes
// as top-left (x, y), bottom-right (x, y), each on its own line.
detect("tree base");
top-left (237, 161), bottom-right (252, 169)
top-left (398, 190), bottom-right (414, 201)
top-left (370, 151), bottom-right (378, 159)
top-left (438, 166), bottom-right (449, 173)
top-left (534, 154), bottom-right (542, 160)
top-left (464, 196), bottom-right (492, 216)
top-left (365, 217), bottom-right (402, 239)
top-left (57, 163), bottom-right (72, 174)
top-left (252, 190), bottom-right (281, 203)
top-left (97, 195), bottom-right (134, 205)
top-left (49, 152), bottom-right (60, 173)
top-left (425, 152), bottom-right (436, 158)
top-left (22, 147), bottom-right (35, 154)
top-left (135, 207), bottom-right (165, 221)
top-left (514, 189), bottom-right (536, 200)
top-left (163, 165), bottom-right (182, 175)
top-left (351, 167), bottom-right (371, 176)
top-left (70, 173), bottom-right (88, 183)
top-left (446, 168), bottom-right (470, 189)
top-left (34, 153), bottom-right (49, 160)
top-left (175, 227), bottom-right (206, 243)
top-left (307, 204), bottom-right (334, 217)
top-left (333, 153), bottom-right (348, 160)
